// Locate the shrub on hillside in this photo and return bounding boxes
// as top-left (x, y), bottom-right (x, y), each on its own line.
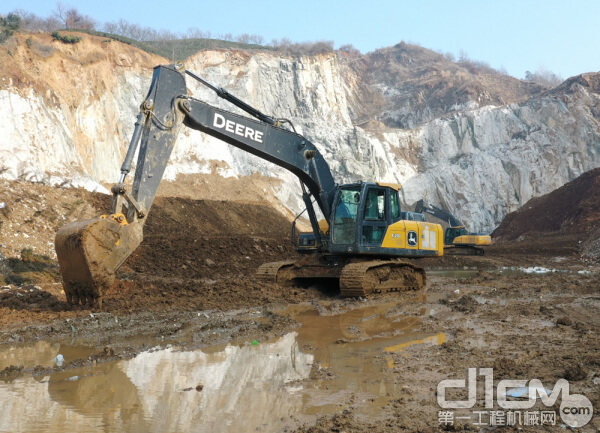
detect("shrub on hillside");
top-left (273, 39), bottom-right (334, 56)
top-left (51, 31), bottom-right (81, 44)
top-left (0, 13), bottom-right (21, 43)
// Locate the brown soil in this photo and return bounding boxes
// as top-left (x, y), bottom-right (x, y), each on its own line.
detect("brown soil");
top-left (0, 178), bottom-right (311, 325)
top-left (154, 172), bottom-right (296, 220)
top-left (291, 269), bottom-right (600, 433)
top-left (493, 167), bottom-right (600, 240)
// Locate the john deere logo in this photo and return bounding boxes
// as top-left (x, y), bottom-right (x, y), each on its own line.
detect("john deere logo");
top-left (407, 231), bottom-right (418, 246)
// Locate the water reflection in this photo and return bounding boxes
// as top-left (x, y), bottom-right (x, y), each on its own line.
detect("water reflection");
top-left (0, 303), bottom-right (446, 433)
top-left (122, 333), bottom-right (312, 432)
top-left (0, 341), bottom-right (96, 370)
top-left (0, 333), bottom-right (312, 433)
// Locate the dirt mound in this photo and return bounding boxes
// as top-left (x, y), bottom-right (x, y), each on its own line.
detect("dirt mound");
top-left (582, 228), bottom-right (600, 263)
top-left (75, 189), bottom-right (303, 310)
top-left (85, 192), bottom-right (298, 278)
top-left (492, 167), bottom-right (600, 240)
top-left (111, 194), bottom-right (305, 312)
top-left (0, 179), bottom-right (309, 321)
top-left (0, 284), bottom-right (66, 311)
top-left (0, 179), bottom-right (100, 259)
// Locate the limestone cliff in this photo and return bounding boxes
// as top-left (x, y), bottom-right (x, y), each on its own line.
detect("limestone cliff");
top-left (1, 32), bottom-right (598, 232)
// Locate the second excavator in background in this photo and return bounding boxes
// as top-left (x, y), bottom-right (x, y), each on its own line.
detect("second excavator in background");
top-left (414, 200), bottom-right (492, 255)
top-left (55, 64), bottom-right (445, 307)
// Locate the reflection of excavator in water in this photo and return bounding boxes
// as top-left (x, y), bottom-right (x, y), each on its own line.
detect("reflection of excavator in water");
top-left (55, 64), bottom-right (446, 307)
top-left (414, 200), bottom-right (492, 255)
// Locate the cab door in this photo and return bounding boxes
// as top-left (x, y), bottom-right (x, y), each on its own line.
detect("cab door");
top-left (329, 186), bottom-right (361, 252)
top-left (360, 186), bottom-right (388, 247)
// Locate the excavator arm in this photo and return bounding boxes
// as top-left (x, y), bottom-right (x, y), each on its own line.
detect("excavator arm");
top-left (414, 199), bottom-right (463, 228)
top-left (55, 64), bottom-right (338, 306)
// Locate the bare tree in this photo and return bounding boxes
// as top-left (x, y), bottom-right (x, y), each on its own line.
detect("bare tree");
top-left (270, 37), bottom-right (292, 48)
top-left (274, 39), bottom-right (334, 55)
top-left (13, 9), bottom-right (61, 31)
top-left (443, 52), bottom-right (455, 62)
top-left (339, 43), bottom-right (360, 56)
top-left (52, 3), bottom-right (95, 29)
top-left (52, 2), bottom-right (68, 27)
top-left (236, 33), bottom-right (251, 43)
top-left (525, 68), bottom-right (563, 87)
top-left (248, 34), bottom-right (264, 45)
top-left (103, 19), bottom-right (159, 41)
top-left (187, 27), bottom-right (211, 39)
top-left (65, 8), bottom-right (95, 30)
top-left (103, 21), bottom-right (117, 34)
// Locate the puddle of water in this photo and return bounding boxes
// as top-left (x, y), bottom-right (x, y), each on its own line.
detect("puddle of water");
top-left (428, 269), bottom-right (480, 278)
top-left (287, 303), bottom-right (443, 418)
top-left (431, 266), bottom-right (597, 278)
top-left (0, 341), bottom-right (97, 370)
top-left (498, 266), bottom-right (594, 275)
top-left (472, 296), bottom-right (508, 306)
top-left (0, 302), bottom-right (445, 433)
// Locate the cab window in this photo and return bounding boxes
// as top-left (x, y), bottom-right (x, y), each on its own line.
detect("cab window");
top-left (332, 187), bottom-right (360, 244)
top-left (390, 191), bottom-right (400, 219)
top-left (364, 189), bottom-right (385, 220)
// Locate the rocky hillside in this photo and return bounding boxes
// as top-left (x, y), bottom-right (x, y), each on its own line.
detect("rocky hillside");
top-left (348, 42), bottom-right (546, 128)
top-left (0, 32), bottom-right (599, 232)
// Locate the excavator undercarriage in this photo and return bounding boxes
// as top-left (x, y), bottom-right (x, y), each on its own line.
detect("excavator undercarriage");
top-left (257, 256), bottom-right (426, 297)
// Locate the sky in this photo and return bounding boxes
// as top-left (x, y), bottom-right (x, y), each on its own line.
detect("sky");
top-left (1, 0), bottom-right (599, 79)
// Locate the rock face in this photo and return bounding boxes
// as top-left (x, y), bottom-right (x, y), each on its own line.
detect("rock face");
top-left (354, 42), bottom-right (546, 129)
top-left (0, 33), bottom-right (599, 232)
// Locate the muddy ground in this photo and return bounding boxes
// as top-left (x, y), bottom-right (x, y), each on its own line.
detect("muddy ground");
top-left (0, 180), bottom-right (599, 432)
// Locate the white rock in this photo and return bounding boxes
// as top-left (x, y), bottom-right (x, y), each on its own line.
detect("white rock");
top-left (0, 53), bottom-right (597, 232)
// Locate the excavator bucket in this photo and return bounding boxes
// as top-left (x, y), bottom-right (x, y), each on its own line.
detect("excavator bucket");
top-left (55, 217), bottom-right (143, 307)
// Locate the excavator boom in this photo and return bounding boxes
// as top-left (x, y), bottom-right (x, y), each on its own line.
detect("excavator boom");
top-left (56, 64), bottom-right (442, 306)
top-left (55, 64), bottom-right (338, 306)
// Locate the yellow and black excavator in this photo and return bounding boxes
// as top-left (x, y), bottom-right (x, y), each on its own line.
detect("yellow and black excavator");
top-left (55, 64), bottom-right (445, 307)
top-left (414, 200), bottom-right (492, 255)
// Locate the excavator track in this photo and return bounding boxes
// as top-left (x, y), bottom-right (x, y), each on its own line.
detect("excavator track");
top-left (256, 260), bottom-right (296, 284)
top-left (257, 257), bottom-right (426, 298)
top-left (339, 260), bottom-right (426, 297)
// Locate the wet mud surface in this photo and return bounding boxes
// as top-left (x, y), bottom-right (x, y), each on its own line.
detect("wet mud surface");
top-left (0, 180), bottom-right (599, 432)
top-left (1, 256), bottom-right (598, 432)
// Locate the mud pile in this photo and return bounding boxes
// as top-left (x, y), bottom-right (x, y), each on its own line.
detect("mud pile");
top-left (0, 179), bottom-right (311, 319)
top-left (0, 179), bottom-right (100, 259)
top-left (80, 191), bottom-right (306, 313)
top-left (124, 196), bottom-right (296, 279)
top-left (492, 167), bottom-right (600, 240)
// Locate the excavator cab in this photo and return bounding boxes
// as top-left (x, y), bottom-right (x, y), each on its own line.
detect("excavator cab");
top-left (294, 182), bottom-right (443, 258)
top-left (328, 182), bottom-right (443, 257)
top-left (444, 226), bottom-right (468, 245)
